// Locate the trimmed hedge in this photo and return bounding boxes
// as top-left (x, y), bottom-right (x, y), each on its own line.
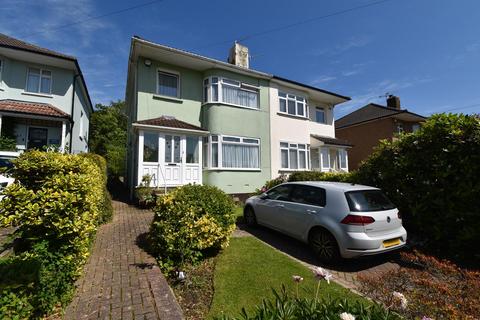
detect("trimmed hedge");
top-left (150, 184), bottom-right (236, 273)
top-left (0, 151), bottom-right (112, 318)
top-left (355, 114), bottom-right (480, 262)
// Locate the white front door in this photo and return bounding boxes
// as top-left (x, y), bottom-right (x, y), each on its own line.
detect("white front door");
top-left (162, 134), bottom-right (182, 185)
top-left (138, 130), bottom-right (202, 188)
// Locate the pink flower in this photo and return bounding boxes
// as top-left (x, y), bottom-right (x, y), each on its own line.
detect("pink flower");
top-left (312, 267), bottom-right (333, 284)
top-left (392, 291), bottom-right (408, 309)
top-left (340, 313), bottom-right (355, 320)
top-left (421, 317), bottom-right (433, 320)
top-left (292, 275), bottom-right (304, 283)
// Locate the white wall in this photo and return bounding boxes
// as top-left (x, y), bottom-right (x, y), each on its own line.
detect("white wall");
top-left (70, 83), bottom-right (90, 153)
top-left (269, 83), bottom-right (337, 178)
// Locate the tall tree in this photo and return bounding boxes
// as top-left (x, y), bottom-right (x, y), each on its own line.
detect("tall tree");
top-left (89, 100), bottom-right (127, 177)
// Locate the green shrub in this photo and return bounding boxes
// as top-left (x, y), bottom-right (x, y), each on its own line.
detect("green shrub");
top-left (0, 150), bottom-right (111, 318)
top-left (216, 287), bottom-right (401, 320)
top-left (150, 184), bottom-right (236, 272)
top-left (288, 171), bottom-right (357, 183)
top-left (355, 114), bottom-right (480, 262)
top-left (0, 136), bottom-right (16, 151)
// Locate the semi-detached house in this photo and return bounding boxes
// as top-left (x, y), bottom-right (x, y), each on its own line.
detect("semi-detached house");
top-left (125, 36), bottom-right (353, 197)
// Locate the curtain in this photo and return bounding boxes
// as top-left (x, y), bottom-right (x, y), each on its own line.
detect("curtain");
top-left (222, 85), bottom-right (258, 108)
top-left (158, 72), bottom-right (178, 97)
top-left (222, 144), bottom-right (259, 168)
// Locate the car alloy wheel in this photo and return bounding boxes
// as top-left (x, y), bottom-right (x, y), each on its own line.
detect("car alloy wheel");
top-left (310, 230), bottom-right (339, 263)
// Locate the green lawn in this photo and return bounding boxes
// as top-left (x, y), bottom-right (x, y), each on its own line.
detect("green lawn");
top-left (207, 237), bottom-right (365, 319)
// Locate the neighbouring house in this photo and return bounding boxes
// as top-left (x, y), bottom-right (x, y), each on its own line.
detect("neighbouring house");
top-left (125, 37), bottom-right (352, 197)
top-left (0, 33), bottom-right (93, 153)
top-left (335, 95), bottom-right (426, 170)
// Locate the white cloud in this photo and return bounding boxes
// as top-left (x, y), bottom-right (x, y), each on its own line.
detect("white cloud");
top-left (311, 75), bottom-right (337, 85)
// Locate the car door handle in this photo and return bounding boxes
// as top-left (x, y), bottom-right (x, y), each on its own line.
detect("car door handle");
top-left (275, 204), bottom-right (285, 208)
top-left (306, 209), bottom-right (317, 214)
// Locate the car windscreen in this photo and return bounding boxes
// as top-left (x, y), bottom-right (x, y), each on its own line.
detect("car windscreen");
top-left (345, 190), bottom-right (396, 212)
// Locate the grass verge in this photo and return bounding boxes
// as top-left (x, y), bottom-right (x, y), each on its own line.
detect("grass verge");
top-left (207, 236), bottom-right (365, 319)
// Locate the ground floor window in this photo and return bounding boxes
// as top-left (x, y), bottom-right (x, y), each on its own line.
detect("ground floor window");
top-left (280, 142), bottom-right (310, 170)
top-left (204, 134), bottom-right (260, 169)
top-left (318, 147), bottom-right (348, 171)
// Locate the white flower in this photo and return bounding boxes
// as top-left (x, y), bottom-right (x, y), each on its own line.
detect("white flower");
top-left (292, 275), bottom-right (304, 283)
top-left (339, 312), bottom-right (355, 320)
top-left (312, 267), bottom-right (333, 284)
top-left (392, 291), bottom-right (408, 309)
top-left (177, 271), bottom-right (185, 280)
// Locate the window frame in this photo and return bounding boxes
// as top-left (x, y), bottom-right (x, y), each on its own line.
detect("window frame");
top-left (315, 107), bottom-right (326, 124)
top-left (203, 76), bottom-right (260, 110)
top-left (25, 67), bottom-right (52, 94)
top-left (278, 91), bottom-right (308, 118)
top-left (156, 68), bottom-right (180, 98)
top-left (204, 134), bottom-right (261, 170)
top-left (266, 184), bottom-right (294, 202)
top-left (290, 185), bottom-right (327, 207)
top-left (280, 141), bottom-right (310, 171)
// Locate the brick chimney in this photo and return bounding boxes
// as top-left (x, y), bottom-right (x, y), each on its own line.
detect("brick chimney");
top-left (228, 41), bottom-right (249, 68)
top-left (387, 95), bottom-right (401, 109)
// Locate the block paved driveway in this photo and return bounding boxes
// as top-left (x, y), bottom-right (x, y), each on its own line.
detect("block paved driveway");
top-left (234, 223), bottom-right (401, 293)
top-left (63, 201), bottom-right (183, 320)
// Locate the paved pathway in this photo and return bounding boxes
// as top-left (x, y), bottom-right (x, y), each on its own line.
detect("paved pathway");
top-left (64, 201), bottom-right (183, 320)
top-left (233, 224), bottom-right (400, 293)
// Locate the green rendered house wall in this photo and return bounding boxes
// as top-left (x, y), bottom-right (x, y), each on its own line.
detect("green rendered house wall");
top-left (134, 58), bottom-right (271, 194)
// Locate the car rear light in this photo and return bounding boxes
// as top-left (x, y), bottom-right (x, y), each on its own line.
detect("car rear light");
top-left (397, 211), bottom-right (402, 219)
top-left (341, 214), bottom-right (375, 225)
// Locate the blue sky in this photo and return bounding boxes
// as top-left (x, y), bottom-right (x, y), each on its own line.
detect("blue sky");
top-left (1, 0), bottom-right (480, 118)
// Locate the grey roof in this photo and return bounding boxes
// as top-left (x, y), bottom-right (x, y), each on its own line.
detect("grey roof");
top-left (311, 134), bottom-right (353, 147)
top-left (0, 33), bottom-right (75, 60)
top-left (335, 103), bottom-right (426, 129)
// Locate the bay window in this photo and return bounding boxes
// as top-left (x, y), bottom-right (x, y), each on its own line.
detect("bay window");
top-left (279, 92), bottom-right (307, 117)
top-left (280, 142), bottom-right (310, 170)
top-left (338, 149), bottom-right (348, 170)
top-left (204, 77), bottom-right (259, 109)
top-left (204, 134), bottom-right (260, 169)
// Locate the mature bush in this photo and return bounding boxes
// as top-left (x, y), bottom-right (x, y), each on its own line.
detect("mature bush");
top-left (0, 135), bottom-right (16, 151)
top-left (0, 150), bottom-right (111, 318)
top-left (255, 174), bottom-right (288, 194)
top-left (356, 113), bottom-right (480, 262)
top-left (288, 171), bottom-right (357, 183)
top-left (216, 286), bottom-right (401, 320)
top-left (150, 184), bottom-right (236, 272)
top-left (358, 250), bottom-right (480, 319)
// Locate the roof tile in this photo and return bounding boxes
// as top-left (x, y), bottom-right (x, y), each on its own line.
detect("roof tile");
top-left (135, 116), bottom-right (207, 131)
top-left (0, 99), bottom-right (70, 118)
top-left (0, 33), bottom-right (75, 60)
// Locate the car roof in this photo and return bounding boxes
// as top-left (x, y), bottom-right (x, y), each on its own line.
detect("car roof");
top-left (283, 181), bottom-right (379, 192)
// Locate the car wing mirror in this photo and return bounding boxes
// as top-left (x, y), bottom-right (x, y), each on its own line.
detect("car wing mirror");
top-left (259, 193), bottom-right (269, 200)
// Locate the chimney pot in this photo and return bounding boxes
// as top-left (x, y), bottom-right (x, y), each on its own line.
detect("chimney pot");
top-left (387, 95), bottom-right (401, 109)
top-left (228, 42), bottom-right (249, 68)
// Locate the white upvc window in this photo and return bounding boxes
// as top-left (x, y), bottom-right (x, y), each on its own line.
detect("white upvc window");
top-left (315, 107), bottom-right (326, 124)
top-left (320, 148), bottom-right (330, 170)
top-left (26, 67), bottom-right (52, 94)
top-left (203, 76), bottom-right (259, 109)
top-left (338, 149), bottom-right (348, 171)
top-left (280, 142), bottom-right (310, 170)
top-left (279, 91), bottom-right (307, 117)
top-left (204, 134), bottom-right (260, 169)
top-left (157, 69), bottom-right (180, 98)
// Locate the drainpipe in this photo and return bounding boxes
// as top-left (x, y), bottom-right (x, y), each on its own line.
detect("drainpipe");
top-left (69, 74), bottom-right (79, 153)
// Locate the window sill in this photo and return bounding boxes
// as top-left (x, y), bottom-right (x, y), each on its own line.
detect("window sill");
top-left (279, 168), bottom-right (310, 173)
top-left (202, 101), bottom-right (260, 111)
top-left (22, 91), bottom-right (53, 98)
top-left (277, 112), bottom-right (309, 120)
top-left (152, 94), bottom-right (183, 103)
top-left (204, 168), bottom-right (261, 172)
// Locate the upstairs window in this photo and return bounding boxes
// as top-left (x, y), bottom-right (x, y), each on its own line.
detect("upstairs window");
top-left (279, 92), bottom-right (307, 117)
top-left (157, 70), bottom-right (179, 98)
top-left (204, 77), bottom-right (259, 109)
top-left (315, 107), bottom-right (326, 124)
top-left (26, 67), bottom-right (51, 94)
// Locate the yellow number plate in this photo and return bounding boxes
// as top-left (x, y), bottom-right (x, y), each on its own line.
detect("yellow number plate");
top-left (383, 238), bottom-right (401, 248)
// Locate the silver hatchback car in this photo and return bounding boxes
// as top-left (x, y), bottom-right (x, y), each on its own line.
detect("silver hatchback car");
top-left (244, 181), bottom-right (407, 263)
